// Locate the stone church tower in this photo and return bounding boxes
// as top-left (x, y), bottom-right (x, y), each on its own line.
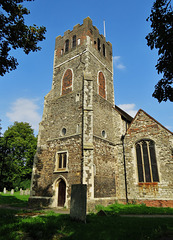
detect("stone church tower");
top-left (30, 17), bottom-right (120, 208)
top-left (29, 17), bottom-right (173, 209)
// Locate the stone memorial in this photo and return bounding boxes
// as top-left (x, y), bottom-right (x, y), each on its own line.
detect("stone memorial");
top-left (11, 189), bottom-right (14, 195)
top-left (3, 187), bottom-right (6, 194)
top-left (70, 184), bottom-right (87, 223)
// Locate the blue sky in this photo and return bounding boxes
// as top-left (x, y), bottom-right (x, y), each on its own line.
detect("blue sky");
top-left (0, 0), bottom-right (172, 135)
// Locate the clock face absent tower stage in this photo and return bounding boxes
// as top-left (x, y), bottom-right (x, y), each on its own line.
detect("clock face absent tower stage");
top-left (29, 17), bottom-right (173, 209)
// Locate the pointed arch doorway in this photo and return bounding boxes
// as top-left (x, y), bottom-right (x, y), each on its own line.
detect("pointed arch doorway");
top-left (58, 179), bottom-right (66, 207)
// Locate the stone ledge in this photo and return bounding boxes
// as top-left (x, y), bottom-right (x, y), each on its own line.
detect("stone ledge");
top-left (47, 133), bottom-right (81, 142)
top-left (94, 135), bottom-right (116, 146)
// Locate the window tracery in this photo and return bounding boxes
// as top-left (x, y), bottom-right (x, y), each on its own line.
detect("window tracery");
top-left (136, 140), bottom-right (159, 182)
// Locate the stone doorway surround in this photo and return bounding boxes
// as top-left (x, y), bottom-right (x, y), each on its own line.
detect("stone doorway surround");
top-left (51, 176), bottom-right (68, 208)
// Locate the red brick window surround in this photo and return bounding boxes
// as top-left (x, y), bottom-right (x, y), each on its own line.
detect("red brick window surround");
top-left (98, 71), bottom-right (106, 99)
top-left (62, 69), bottom-right (73, 95)
top-left (136, 140), bottom-right (159, 183)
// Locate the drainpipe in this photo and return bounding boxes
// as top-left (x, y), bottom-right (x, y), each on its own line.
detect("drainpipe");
top-left (121, 134), bottom-right (128, 204)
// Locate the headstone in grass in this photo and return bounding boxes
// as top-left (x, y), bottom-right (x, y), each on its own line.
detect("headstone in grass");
top-left (70, 184), bottom-right (87, 223)
top-left (3, 187), bottom-right (6, 194)
top-left (20, 189), bottom-right (23, 195)
top-left (27, 189), bottom-right (30, 195)
top-left (24, 190), bottom-right (29, 195)
top-left (11, 189), bottom-right (14, 195)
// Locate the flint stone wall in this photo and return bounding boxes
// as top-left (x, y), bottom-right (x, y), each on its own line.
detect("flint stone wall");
top-left (125, 110), bottom-right (173, 201)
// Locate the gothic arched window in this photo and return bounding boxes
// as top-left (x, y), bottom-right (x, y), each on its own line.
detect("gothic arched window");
top-left (136, 140), bottom-right (159, 183)
top-left (98, 72), bottom-right (106, 99)
top-left (62, 69), bottom-right (73, 95)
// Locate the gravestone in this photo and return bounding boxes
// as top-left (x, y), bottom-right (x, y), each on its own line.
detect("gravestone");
top-left (3, 187), bottom-right (6, 194)
top-left (70, 184), bottom-right (87, 223)
top-left (11, 189), bottom-right (14, 195)
top-left (20, 189), bottom-right (23, 195)
top-left (26, 189), bottom-right (30, 195)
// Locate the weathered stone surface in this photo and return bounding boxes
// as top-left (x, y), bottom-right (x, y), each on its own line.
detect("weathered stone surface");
top-left (70, 184), bottom-right (87, 222)
top-left (125, 110), bottom-right (173, 203)
top-left (29, 17), bottom-right (173, 209)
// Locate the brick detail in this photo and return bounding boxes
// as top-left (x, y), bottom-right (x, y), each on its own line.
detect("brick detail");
top-left (98, 72), bottom-right (106, 99)
top-left (134, 200), bottom-right (173, 208)
top-left (62, 69), bottom-right (72, 95)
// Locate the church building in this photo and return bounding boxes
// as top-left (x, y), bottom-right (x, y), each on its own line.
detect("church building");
top-left (29, 17), bottom-right (173, 209)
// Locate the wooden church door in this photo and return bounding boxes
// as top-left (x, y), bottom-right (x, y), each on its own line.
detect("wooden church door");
top-left (58, 179), bottom-right (66, 207)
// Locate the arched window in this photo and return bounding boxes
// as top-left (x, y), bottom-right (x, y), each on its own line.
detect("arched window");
top-left (65, 39), bottom-right (69, 52)
top-left (98, 72), bottom-right (106, 99)
top-left (62, 69), bottom-right (73, 95)
top-left (72, 35), bottom-right (76, 48)
top-left (136, 140), bottom-right (159, 183)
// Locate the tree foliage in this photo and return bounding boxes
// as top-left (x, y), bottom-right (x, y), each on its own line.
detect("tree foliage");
top-left (146, 0), bottom-right (173, 102)
top-left (0, 122), bottom-right (37, 190)
top-left (0, 0), bottom-right (46, 76)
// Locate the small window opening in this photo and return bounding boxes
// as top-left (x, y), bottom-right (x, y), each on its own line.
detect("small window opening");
top-left (94, 40), bottom-right (96, 45)
top-left (76, 93), bottom-right (80, 102)
top-left (62, 128), bottom-right (66, 136)
top-left (59, 154), bottom-right (62, 168)
top-left (97, 38), bottom-right (101, 51)
top-left (61, 49), bottom-right (64, 56)
top-left (102, 130), bottom-right (106, 138)
top-left (65, 39), bottom-right (69, 52)
top-left (103, 44), bottom-right (106, 56)
top-left (72, 35), bottom-right (76, 48)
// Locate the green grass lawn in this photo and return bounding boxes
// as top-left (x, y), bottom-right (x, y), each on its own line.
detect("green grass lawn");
top-left (0, 192), bottom-right (29, 208)
top-left (0, 209), bottom-right (173, 240)
top-left (0, 193), bottom-right (173, 240)
top-left (95, 202), bottom-right (173, 215)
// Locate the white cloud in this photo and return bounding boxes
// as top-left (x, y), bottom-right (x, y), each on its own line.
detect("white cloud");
top-left (6, 98), bottom-right (42, 132)
top-left (118, 103), bottom-right (138, 117)
top-left (113, 56), bottom-right (126, 70)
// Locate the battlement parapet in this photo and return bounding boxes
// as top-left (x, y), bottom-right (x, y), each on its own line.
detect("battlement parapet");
top-left (55, 17), bottom-right (112, 62)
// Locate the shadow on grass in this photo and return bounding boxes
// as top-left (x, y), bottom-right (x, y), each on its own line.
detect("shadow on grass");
top-left (0, 194), bottom-right (29, 207)
top-left (0, 209), bottom-right (173, 240)
top-left (96, 203), bottom-right (173, 215)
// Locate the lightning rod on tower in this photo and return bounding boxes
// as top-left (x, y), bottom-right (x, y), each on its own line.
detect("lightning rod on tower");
top-left (104, 20), bottom-right (106, 38)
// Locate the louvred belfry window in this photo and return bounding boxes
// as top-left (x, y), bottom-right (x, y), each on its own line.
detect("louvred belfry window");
top-left (65, 39), bottom-right (69, 52)
top-left (62, 69), bottom-right (73, 95)
top-left (136, 140), bottom-right (159, 183)
top-left (72, 35), bottom-right (76, 48)
top-left (98, 72), bottom-right (106, 99)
